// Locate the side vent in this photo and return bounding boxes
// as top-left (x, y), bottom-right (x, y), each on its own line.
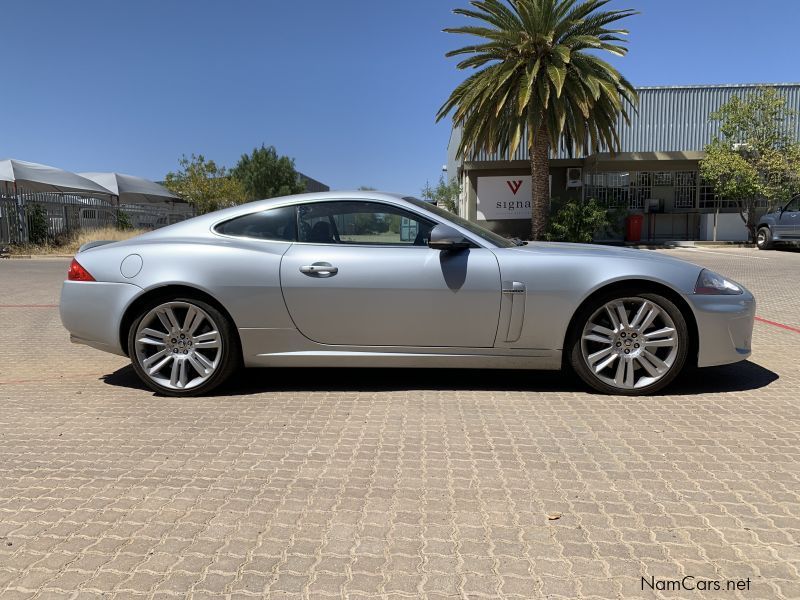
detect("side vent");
top-left (501, 281), bottom-right (526, 342)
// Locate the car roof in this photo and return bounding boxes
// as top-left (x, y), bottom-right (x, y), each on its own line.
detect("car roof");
top-left (121, 191), bottom-right (436, 243)
top-left (236, 190), bottom-right (415, 210)
top-left (206, 191), bottom-right (431, 223)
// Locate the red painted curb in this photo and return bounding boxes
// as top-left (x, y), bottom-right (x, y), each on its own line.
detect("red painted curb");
top-left (755, 316), bottom-right (800, 334)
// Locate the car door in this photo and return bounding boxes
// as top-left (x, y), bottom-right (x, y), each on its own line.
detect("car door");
top-left (280, 200), bottom-right (502, 348)
top-left (775, 197), bottom-right (800, 238)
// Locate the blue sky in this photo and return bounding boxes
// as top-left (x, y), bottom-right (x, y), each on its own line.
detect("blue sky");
top-left (1, 0), bottom-right (797, 194)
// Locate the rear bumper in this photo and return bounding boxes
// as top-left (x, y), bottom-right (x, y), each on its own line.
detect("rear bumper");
top-left (689, 290), bottom-right (756, 368)
top-left (60, 281), bottom-right (142, 357)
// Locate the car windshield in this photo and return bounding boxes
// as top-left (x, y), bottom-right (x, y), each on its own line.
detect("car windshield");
top-left (403, 196), bottom-right (518, 248)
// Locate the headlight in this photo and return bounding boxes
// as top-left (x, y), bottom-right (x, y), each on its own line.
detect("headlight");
top-left (694, 269), bottom-right (743, 295)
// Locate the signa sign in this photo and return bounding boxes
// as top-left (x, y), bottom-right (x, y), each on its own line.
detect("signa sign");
top-left (476, 176), bottom-right (532, 220)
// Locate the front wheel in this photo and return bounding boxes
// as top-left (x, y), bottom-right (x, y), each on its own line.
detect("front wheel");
top-left (568, 292), bottom-right (689, 395)
top-left (756, 227), bottom-right (774, 250)
top-left (128, 297), bottom-right (240, 396)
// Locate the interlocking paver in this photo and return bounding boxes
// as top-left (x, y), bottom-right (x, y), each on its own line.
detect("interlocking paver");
top-left (0, 248), bottom-right (799, 598)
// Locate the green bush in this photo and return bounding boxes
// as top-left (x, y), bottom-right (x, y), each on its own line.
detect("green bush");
top-left (607, 204), bottom-right (629, 238)
top-left (116, 209), bottom-right (133, 231)
top-left (546, 197), bottom-right (616, 243)
top-left (26, 203), bottom-right (49, 245)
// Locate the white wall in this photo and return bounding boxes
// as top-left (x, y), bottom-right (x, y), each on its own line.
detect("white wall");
top-left (699, 213), bottom-right (749, 241)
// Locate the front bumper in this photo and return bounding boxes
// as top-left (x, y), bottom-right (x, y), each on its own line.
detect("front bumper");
top-left (688, 290), bottom-right (756, 368)
top-left (60, 280), bottom-right (142, 357)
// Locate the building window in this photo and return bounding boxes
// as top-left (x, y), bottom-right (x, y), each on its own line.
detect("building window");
top-left (584, 171), bottom-right (651, 210)
top-left (699, 177), bottom-right (719, 209)
top-left (584, 172), bottom-right (629, 208)
top-left (653, 172), bottom-right (674, 186)
top-left (630, 172), bottom-right (651, 210)
top-left (673, 171), bottom-right (697, 209)
top-left (698, 177), bottom-right (757, 209)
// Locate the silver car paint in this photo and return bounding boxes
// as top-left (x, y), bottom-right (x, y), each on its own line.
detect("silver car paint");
top-left (60, 280), bottom-right (141, 355)
top-left (280, 244), bottom-right (501, 347)
top-left (61, 191), bottom-right (754, 371)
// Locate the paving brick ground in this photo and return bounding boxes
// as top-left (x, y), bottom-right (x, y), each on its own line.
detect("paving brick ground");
top-left (0, 247), bottom-right (798, 599)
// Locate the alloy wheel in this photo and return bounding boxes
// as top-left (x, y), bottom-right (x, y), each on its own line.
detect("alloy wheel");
top-left (133, 301), bottom-right (223, 391)
top-left (580, 297), bottom-right (679, 391)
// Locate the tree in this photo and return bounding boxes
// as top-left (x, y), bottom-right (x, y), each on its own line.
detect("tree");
top-left (231, 145), bottom-right (306, 201)
top-left (164, 154), bottom-right (247, 215)
top-left (700, 87), bottom-right (800, 241)
top-left (421, 175), bottom-right (462, 214)
top-left (546, 196), bottom-right (614, 242)
top-left (437, 0), bottom-right (637, 240)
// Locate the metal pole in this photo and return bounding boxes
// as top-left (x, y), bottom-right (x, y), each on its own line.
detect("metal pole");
top-left (13, 181), bottom-right (27, 244)
top-left (712, 196), bottom-right (719, 242)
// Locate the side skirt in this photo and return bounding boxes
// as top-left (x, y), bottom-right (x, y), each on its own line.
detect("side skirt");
top-left (239, 328), bottom-right (561, 370)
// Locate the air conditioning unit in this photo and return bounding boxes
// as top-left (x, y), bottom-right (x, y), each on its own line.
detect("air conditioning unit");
top-left (566, 167), bottom-right (583, 188)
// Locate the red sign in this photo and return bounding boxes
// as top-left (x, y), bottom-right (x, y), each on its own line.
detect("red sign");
top-left (506, 180), bottom-right (523, 195)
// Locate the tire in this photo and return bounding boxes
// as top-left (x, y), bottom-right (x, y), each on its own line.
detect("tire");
top-left (127, 297), bottom-right (241, 397)
top-left (568, 290), bottom-right (689, 396)
top-left (756, 227), bottom-right (774, 250)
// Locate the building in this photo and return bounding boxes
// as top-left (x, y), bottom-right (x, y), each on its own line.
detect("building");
top-left (447, 83), bottom-right (800, 241)
top-left (298, 172), bottom-right (330, 194)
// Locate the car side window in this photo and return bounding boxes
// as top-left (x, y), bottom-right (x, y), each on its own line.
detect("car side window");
top-left (785, 198), bottom-right (800, 212)
top-left (297, 201), bottom-right (435, 246)
top-left (215, 205), bottom-right (297, 241)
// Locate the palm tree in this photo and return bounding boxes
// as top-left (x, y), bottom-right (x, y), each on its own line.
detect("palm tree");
top-left (437, 0), bottom-right (638, 240)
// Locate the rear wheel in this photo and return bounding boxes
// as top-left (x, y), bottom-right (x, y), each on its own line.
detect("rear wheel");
top-left (128, 298), bottom-right (240, 396)
top-left (568, 291), bottom-right (689, 395)
top-left (756, 227), bottom-right (774, 250)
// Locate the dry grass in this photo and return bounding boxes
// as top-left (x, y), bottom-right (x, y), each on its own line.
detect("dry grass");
top-left (8, 227), bottom-right (147, 256)
top-left (68, 227), bottom-right (148, 253)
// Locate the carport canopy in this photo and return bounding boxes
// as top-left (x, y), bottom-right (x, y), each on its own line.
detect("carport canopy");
top-left (79, 172), bottom-right (183, 205)
top-left (0, 158), bottom-right (114, 196)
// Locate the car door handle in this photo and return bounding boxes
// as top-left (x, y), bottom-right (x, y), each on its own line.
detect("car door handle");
top-left (299, 263), bottom-right (338, 277)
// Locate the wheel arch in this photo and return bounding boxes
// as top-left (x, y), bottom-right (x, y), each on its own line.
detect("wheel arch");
top-left (561, 279), bottom-right (699, 368)
top-left (119, 284), bottom-right (242, 358)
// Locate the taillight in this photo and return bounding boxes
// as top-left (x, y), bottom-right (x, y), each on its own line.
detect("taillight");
top-left (67, 258), bottom-right (95, 282)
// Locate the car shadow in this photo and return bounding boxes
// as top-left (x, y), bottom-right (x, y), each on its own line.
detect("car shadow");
top-left (102, 360), bottom-right (778, 398)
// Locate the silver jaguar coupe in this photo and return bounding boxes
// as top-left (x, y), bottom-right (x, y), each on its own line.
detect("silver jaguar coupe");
top-left (59, 191), bottom-right (755, 397)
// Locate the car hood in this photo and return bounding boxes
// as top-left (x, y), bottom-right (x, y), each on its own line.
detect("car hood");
top-left (509, 241), bottom-right (702, 268)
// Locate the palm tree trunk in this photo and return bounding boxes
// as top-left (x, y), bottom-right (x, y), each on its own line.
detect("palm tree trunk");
top-left (530, 125), bottom-right (550, 240)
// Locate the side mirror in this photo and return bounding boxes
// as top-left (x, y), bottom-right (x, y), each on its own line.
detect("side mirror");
top-left (428, 224), bottom-right (472, 250)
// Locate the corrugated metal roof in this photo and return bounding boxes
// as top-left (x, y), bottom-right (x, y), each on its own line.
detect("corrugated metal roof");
top-left (462, 83), bottom-right (800, 162)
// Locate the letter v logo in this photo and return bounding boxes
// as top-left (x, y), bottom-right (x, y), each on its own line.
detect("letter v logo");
top-left (507, 180), bottom-right (523, 195)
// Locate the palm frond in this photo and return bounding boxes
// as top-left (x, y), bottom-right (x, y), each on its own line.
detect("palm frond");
top-left (438, 0), bottom-right (638, 163)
